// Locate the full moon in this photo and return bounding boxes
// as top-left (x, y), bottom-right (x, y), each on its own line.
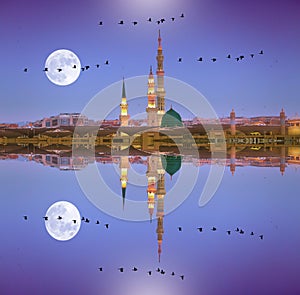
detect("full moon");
top-left (44, 49), bottom-right (81, 86)
top-left (44, 201), bottom-right (81, 241)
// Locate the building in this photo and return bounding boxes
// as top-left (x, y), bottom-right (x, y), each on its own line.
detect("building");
top-left (39, 113), bottom-right (89, 128)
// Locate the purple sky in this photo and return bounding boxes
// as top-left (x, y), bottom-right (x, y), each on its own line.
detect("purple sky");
top-left (1, 0), bottom-right (300, 122)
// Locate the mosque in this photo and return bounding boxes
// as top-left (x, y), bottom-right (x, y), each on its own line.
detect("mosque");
top-left (118, 30), bottom-right (183, 263)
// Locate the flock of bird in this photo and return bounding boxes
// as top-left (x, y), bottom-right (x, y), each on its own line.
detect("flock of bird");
top-left (23, 215), bottom-right (264, 239)
top-left (97, 266), bottom-right (185, 280)
top-left (22, 49), bottom-right (264, 74)
top-left (97, 13), bottom-right (185, 26)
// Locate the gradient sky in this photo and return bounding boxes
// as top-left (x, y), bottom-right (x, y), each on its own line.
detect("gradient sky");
top-left (1, 0), bottom-right (300, 122)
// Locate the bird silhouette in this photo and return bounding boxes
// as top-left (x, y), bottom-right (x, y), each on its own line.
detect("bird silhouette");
top-left (156, 20), bottom-right (160, 24)
top-left (240, 55), bottom-right (244, 60)
top-left (43, 68), bottom-right (48, 72)
top-left (105, 60), bottom-right (109, 65)
top-left (180, 275), bottom-right (184, 280)
top-left (105, 224), bottom-right (109, 228)
top-left (72, 220), bottom-right (77, 224)
top-left (57, 216), bottom-right (62, 220)
top-left (180, 13), bottom-right (184, 18)
top-left (240, 229), bottom-right (244, 234)
top-left (250, 54), bottom-right (254, 58)
top-left (132, 267), bottom-right (138, 271)
top-left (156, 268), bottom-right (160, 272)
top-left (81, 67), bottom-right (85, 71)
top-left (98, 267), bottom-right (103, 271)
top-left (171, 272), bottom-right (175, 276)
top-left (85, 65), bottom-right (90, 70)
top-left (73, 65), bottom-right (77, 68)
top-left (171, 17), bottom-right (175, 21)
top-left (118, 267), bottom-right (124, 272)
top-left (132, 21), bottom-right (138, 26)
top-left (259, 50), bottom-right (264, 55)
top-left (147, 17), bottom-right (152, 22)
top-left (24, 68), bottom-right (28, 72)
top-left (235, 57), bottom-right (240, 61)
top-left (57, 68), bottom-right (62, 72)
top-left (161, 270), bottom-right (165, 274)
top-left (96, 220), bottom-right (100, 224)
top-left (43, 216), bottom-right (48, 221)
top-left (235, 227), bottom-right (239, 232)
top-left (148, 271), bottom-right (152, 275)
top-left (211, 227), bottom-right (217, 231)
top-left (23, 215), bottom-right (28, 220)
top-left (160, 18), bottom-right (165, 23)
top-left (118, 20), bottom-right (124, 25)
top-left (178, 58), bottom-right (182, 62)
top-left (259, 235), bottom-right (263, 240)
top-left (197, 227), bottom-right (203, 232)
top-left (227, 230), bottom-right (231, 235)
top-left (211, 58), bottom-right (217, 62)
top-left (197, 57), bottom-right (203, 62)
top-left (85, 218), bottom-right (90, 223)
top-left (81, 216), bottom-right (85, 220)
top-left (98, 21), bottom-right (103, 26)
top-left (227, 54), bottom-right (231, 59)
top-left (250, 231), bottom-right (254, 236)
top-left (178, 227), bottom-right (182, 231)
top-left (96, 64), bottom-right (100, 68)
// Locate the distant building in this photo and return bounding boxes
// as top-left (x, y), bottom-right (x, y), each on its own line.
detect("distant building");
top-left (38, 113), bottom-right (89, 128)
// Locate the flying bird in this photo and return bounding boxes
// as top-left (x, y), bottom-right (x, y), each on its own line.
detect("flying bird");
top-left (85, 65), bottom-right (90, 70)
top-left (98, 267), bottom-right (103, 271)
top-left (178, 227), bottom-right (182, 231)
top-left (105, 60), bottom-right (109, 65)
top-left (105, 223), bottom-right (109, 228)
top-left (235, 227), bottom-right (239, 232)
top-left (96, 64), bottom-right (100, 68)
top-left (148, 271), bottom-right (152, 275)
top-left (259, 235), bottom-right (263, 240)
top-left (72, 220), bottom-right (77, 224)
top-left (57, 68), bottom-right (62, 72)
top-left (161, 270), bottom-right (165, 274)
top-left (197, 227), bottom-right (203, 232)
top-left (57, 216), bottom-right (62, 220)
top-left (24, 68), bottom-right (28, 72)
top-left (43, 68), bottom-right (48, 72)
top-left (211, 58), bottom-right (217, 62)
top-left (160, 18), bottom-right (165, 23)
top-left (180, 275), bottom-right (184, 280)
top-left (250, 231), bottom-right (254, 236)
top-left (156, 20), bottom-right (160, 24)
top-left (81, 67), bottom-right (85, 71)
top-left (259, 50), bottom-right (264, 55)
top-left (171, 17), bottom-right (175, 21)
top-left (96, 220), bottom-right (100, 224)
top-left (180, 13), bottom-right (184, 18)
top-left (178, 58), bottom-right (182, 62)
top-left (250, 54), bottom-right (254, 58)
top-left (197, 57), bottom-right (203, 62)
top-left (118, 20), bottom-right (124, 25)
top-left (132, 267), bottom-right (138, 271)
top-left (240, 229), bottom-right (244, 234)
top-left (240, 55), bottom-right (244, 60)
top-left (132, 21), bottom-right (138, 26)
top-left (227, 54), bottom-right (231, 58)
top-left (73, 65), bottom-right (77, 68)
top-left (43, 216), bottom-right (48, 221)
top-left (98, 21), bottom-right (103, 26)
top-left (81, 216), bottom-right (85, 220)
top-left (118, 267), bottom-right (124, 272)
top-left (23, 215), bottom-right (28, 220)
top-left (147, 17), bottom-right (152, 22)
top-left (227, 230), bottom-right (231, 235)
top-left (171, 272), bottom-right (175, 276)
top-left (211, 227), bottom-right (217, 231)
top-left (85, 218), bottom-right (90, 223)
top-left (235, 57), bottom-right (240, 61)
top-left (156, 268), bottom-right (160, 272)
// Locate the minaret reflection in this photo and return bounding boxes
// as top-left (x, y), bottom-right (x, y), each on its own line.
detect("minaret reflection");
top-left (119, 156), bottom-right (129, 209)
top-left (146, 155), bottom-right (157, 222)
top-left (156, 155), bottom-right (166, 263)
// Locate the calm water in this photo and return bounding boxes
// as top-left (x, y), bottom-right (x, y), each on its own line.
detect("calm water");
top-left (1, 154), bottom-right (300, 295)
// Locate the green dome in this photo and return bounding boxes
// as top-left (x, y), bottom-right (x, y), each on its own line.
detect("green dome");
top-left (161, 155), bottom-right (182, 177)
top-left (160, 107), bottom-right (183, 127)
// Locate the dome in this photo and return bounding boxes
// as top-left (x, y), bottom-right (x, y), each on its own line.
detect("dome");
top-left (161, 155), bottom-right (182, 177)
top-left (160, 107), bottom-right (183, 127)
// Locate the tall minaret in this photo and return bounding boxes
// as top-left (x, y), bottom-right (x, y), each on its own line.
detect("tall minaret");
top-left (119, 78), bottom-right (129, 126)
top-left (156, 156), bottom-right (166, 263)
top-left (119, 156), bottom-right (130, 209)
top-left (146, 66), bottom-right (158, 127)
top-left (280, 108), bottom-right (286, 136)
top-left (156, 30), bottom-right (166, 126)
top-left (230, 109), bottom-right (236, 136)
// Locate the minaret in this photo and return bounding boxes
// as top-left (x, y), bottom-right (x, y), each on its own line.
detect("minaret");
top-left (230, 146), bottom-right (236, 176)
top-left (146, 66), bottom-right (158, 127)
top-left (156, 30), bottom-right (166, 126)
top-left (147, 156), bottom-right (157, 222)
top-left (119, 78), bottom-right (129, 126)
top-left (156, 156), bottom-right (166, 263)
top-left (280, 146), bottom-right (286, 176)
top-left (119, 156), bottom-right (129, 209)
top-left (280, 108), bottom-right (286, 136)
top-left (230, 109), bottom-right (236, 136)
